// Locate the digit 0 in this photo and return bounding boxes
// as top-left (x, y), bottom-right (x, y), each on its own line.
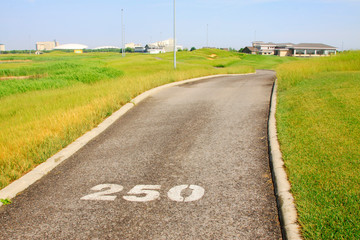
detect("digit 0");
top-left (167, 185), bottom-right (205, 202)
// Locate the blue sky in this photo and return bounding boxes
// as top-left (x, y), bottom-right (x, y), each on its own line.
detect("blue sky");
top-left (1, 0), bottom-right (360, 50)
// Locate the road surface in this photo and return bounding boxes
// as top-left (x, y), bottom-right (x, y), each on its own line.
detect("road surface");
top-left (0, 70), bottom-right (281, 239)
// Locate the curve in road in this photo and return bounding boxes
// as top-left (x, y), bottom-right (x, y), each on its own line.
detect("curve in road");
top-left (0, 70), bottom-right (281, 239)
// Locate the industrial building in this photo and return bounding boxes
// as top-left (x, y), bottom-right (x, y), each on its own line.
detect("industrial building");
top-left (36, 41), bottom-right (59, 51)
top-left (148, 38), bottom-right (183, 52)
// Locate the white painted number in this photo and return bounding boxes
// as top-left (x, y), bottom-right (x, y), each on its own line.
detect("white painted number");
top-left (123, 185), bottom-right (161, 202)
top-left (80, 184), bottom-right (123, 201)
top-left (81, 184), bottom-right (205, 202)
top-left (167, 185), bottom-right (205, 202)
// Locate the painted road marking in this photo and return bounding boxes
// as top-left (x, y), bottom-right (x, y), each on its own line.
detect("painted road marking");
top-left (167, 185), bottom-right (205, 202)
top-left (81, 184), bottom-right (205, 202)
top-left (123, 185), bottom-right (161, 202)
top-left (80, 184), bottom-right (124, 201)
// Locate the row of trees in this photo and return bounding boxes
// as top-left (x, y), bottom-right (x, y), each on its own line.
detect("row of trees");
top-left (0, 50), bottom-right (35, 54)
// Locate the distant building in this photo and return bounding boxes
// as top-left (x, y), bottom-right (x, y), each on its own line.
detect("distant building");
top-left (242, 47), bottom-right (259, 55)
top-left (148, 48), bottom-right (166, 54)
top-left (288, 43), bottom-right (337, 57)
top-left (273, 43), bottom-right (294, 57)
top-left (0, 44), bottom-right (5, 52)
top-left (125, 43), bottom-right (142, 49)
top-left (243, 41), bottom-right (337, 57)
top-left (53, 44), bottom-right (88, 50)
top-left (93, 46), bottom-right (120, 50)
top-left (134, 47), bottom-right (146, 53)
top-left (252, 41), bottom-right (276, 55)
top-left (148, 38), bottom-right (183, 52)
top-left (36, 41), bottom-right (59, 51)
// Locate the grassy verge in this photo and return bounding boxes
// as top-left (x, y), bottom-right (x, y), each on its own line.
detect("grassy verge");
top-left (276, 51), bottom-right (360, 239)
top-left (0, 50), bottom-right (296, 189)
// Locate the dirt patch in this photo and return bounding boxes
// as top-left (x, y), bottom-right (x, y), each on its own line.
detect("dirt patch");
top-left (0, 60), bottom-right (32, 63)
top-left (207, 54), bottom-right (217, 60)
top-left (0, 76), bottom-right (33, 80)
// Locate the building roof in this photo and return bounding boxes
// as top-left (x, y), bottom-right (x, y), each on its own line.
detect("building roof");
top-left (276, 43), bottom-right (294, 46)
top-left (253, 41), bottom-right (276, 46)
top-left (292, 43), bottom-right (337, 49)
top-left (244, 46), bottom-right (259, 52)
top-left (53, 44), bottom-right (88, 50)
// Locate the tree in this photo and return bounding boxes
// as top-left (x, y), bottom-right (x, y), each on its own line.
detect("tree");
top-left (125, 47), bottom-right (134, 53)
top-left (190, 47), bottom-right (196, 51)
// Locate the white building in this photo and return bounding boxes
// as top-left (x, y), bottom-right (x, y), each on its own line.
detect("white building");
top-left (249, 41), bottom-right (337, 57)
top-left (149, 38), bottom-right (183, 52)
top-left (148, 48), bottom-right (166, 54)
top-left (125, 43), bottom-right (142, 49)
top-left (0, 44), bottom-right (5, 52)
top-left (134, 47), bottom-right (146, 53)
top-left (252, 41), bottom-right (276, 55)
top-left (289, 43), bottom-right (337, 57)
top-left (53, 44), bottom-right (88, 50)
top-left (36, 41), bottom-right (59, 51)
top-left (93, 46), bottom-right (120, 50)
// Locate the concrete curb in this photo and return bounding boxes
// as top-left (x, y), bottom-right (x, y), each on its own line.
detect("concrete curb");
top-left (0, 72), bottom-right (254, 207)
top-left (268, 80), bottom-right (302, 240)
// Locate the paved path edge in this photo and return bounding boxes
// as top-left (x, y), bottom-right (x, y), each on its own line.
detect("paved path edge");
top-left (268, 79), bottom-right (303, 240)
top-left (0, 73), bottom-right (254, 207)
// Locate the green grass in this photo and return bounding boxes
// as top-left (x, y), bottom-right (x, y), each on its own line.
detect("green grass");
top-left (0, 53), bottom-right (123, 97)
top-left (0, 50), bottom-right (295, 189)
top-left (276, 51), bottom-right (360, 239)
top-left (239, 54), bottom-right (300, 69)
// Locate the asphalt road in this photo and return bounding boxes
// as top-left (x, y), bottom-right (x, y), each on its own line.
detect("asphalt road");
top-left (0, 70), bottom-right (281, 239)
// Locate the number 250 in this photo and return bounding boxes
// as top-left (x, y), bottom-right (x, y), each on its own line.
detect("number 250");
top-left (81, 184), bottom-right (205, 203)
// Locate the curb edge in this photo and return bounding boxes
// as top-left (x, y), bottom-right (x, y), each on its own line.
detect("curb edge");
top-left (268, 79), bottom-right (303, 240)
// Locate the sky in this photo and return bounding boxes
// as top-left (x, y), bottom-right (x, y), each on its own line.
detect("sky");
top-left (1, 0), bottom-right (360, 50)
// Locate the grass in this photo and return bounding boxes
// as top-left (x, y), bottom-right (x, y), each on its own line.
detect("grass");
top-left (0, 54), bottom-right (123, 97)
top-left (2, 49), bottom-right (358, 238)
top-left (276, 51), bottom-right (360, 239)
top-left (0, 50), bottom-right (296, 190)
top-left (0, 198), bottom-right (12, 205)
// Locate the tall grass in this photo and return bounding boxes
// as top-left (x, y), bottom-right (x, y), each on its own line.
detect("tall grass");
top-left (2, 49), bottom-right (279, 189)
top-left (0, 56), bottom-right (123, 97)
top-left (277, 51), bottom-right (360, 91)
top-left (276, 51), bottom-right (360, 239)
